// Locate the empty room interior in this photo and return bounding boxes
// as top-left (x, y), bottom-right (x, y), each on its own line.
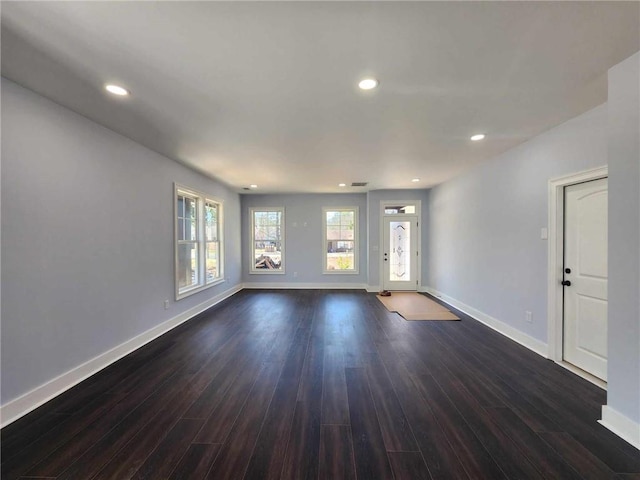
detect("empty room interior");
top-left (2, 2), bottom-right (640, 479)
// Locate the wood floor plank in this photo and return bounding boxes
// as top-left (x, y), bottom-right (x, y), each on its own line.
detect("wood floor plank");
top-left (193, 356), bottom-right (265, 444)
top-left (539, 431), bottom-right (617, 480)
top-left (282, 317), bottom-right (324, 480)
top-left (374, 341), bottom-right (468, 480)
top-left (182, 341), bottom-right (257, 420)
top-left (484, 407), bottom-right (583, 480)
top-left (412, 373), bottom-right (508, 480)
top-left (48, 373), bottom-right (194, 480)
top-left (90, 378), bottom-right (203, 480)
top-left (427, 370), bottom-right (544, 480)
top-left (422, 320), bottom-right (561, 433)
top-left (318, 425), bottom-right (356, 480)
top-left (321, 343), bottom-right (350, 425)
top-left (168, 444), bottom-right (222, 480)
top-left (24, 374), bottom-right (184, 478)
top-left (42, 342), bottom-right (166, 415)
top-left (344, 367), bottom-right (394, 480)
top-left (365, 353), bottom-right (419, 452)
top-left (205, 361), bottom-right (282, 479)
top-left (388, 451), bottom-right (432, 480)
top-left (243, 326), bottom-right (311, 480)
top-left (296, 309), bottom-right (324, 404)
top-left (507, 373), bottom-right (640, 472)
top-left (280, 400), bottom-right (322, 480)
top-left (1, 394), bottom-right (124, 480)
top-left (131, 419), bottom-right (204, 480)
top-left (1, 412), bottom-right (71, 462)
top-left (4, 290), bottom-right (639, 480)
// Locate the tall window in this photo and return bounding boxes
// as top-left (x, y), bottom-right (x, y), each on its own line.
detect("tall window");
top-left (250, 207), bottom-right (284, 273)
top-left (323, 207), bottom-right (358, 273)
top-left (205, 201), bottom-right (220, 283)
top-left (175, 185), bottom-right (223, 299)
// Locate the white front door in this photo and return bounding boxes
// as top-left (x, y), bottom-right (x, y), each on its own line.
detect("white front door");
top-left (563, 177), bottom-right (608, 380)
top-left (383, 216), bottom-right (418, 291)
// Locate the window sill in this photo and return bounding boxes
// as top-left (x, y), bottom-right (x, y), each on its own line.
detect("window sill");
top-left (176, 277), bottom-right (226, 300)
top-left (249, 270), bottom-right (286, 275)
top-left (323, 270), bottom-right (360, 275)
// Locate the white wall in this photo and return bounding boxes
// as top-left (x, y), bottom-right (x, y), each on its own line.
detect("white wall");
top-left (426, 51), bottom-right (640, 445)
top-left (1, 79), bottom-right (242, 407)
top-left (241, 193), bottom-right (368, 286)
top-left (426, 103), bottom-right (607, 343)
top-left (606, 52), bottom-right (640, 426)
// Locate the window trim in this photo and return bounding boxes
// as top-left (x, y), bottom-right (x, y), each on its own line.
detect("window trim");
top-left (174, 184), bottom-right (225, 300)
top-left (249, 206), bottom-right (285, 275)
top-left (322, 206), bottom-right (359, 274)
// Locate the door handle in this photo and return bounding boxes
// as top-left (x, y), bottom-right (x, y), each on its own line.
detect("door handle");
top-left (562, 280), bottom-right (571, 286)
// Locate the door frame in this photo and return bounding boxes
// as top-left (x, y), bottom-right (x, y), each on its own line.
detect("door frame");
top-left (379, 200), bottom-right (421, 291)
top-left (547, 165), bottom-right (608, 388)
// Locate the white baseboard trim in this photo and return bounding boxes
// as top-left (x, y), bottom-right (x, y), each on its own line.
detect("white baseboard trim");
top-left (366, 285), bottom-right (381, 293)
top-left (599, 405), bottom-right (640, 450)
top-left (0, 283), bottom-right (243, 428)
top-left (242, 282), bottom-right (367, 290)
top-left (422, 286), bottom-right (548, 358)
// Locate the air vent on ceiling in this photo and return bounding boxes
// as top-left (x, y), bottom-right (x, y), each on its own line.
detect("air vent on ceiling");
top-left (242, 187), bottom-right (251, 191)
top-left (351, 182), bottom-right (368, 187)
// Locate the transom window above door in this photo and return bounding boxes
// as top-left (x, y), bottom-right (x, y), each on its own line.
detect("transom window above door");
top-left (384, 204), bottom-right (416, 214)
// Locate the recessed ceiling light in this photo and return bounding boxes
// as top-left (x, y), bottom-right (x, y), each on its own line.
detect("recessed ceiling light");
top-left (250, 184), bottom-right (258, 189)
top-left (412, 178), bottom-right (420, 183)
top-left (338, 183), bottom-right (346, 187)
top-left (358, 78), bottom-right (379, 90)
top-left (470, 134), bottom-right (486, 141)
top-left (105, 84), bottom-right (130, 96)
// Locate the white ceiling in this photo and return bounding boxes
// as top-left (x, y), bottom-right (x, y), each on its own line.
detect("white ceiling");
top-left (2, 2), bottom-right (638, 193)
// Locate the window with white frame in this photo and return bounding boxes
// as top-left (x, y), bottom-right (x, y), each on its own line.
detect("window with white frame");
top-left (175, 185), bottom-right (223, 299)
top-left (250, 207), bottom-right (284, 273)
top-left (323, 207), bottom-right (358, 273)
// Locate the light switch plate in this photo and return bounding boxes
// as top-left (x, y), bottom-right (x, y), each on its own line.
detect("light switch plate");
top-left (541, 227), bottom-right (548, 240)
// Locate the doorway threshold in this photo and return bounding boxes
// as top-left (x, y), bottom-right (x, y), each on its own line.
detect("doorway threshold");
top-left (556, 360), bottom-right (607, 390)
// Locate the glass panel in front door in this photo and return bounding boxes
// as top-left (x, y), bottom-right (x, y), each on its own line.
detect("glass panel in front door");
top-left (389, 221), bottom-right (411, 281)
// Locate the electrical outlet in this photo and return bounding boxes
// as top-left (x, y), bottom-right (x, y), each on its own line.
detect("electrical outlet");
top-left (525, 310), bottom-right (532, 323)
top-left (164, 300), bottom-right (170, 310)
top-left (293, 271), bottom-right (298, 278)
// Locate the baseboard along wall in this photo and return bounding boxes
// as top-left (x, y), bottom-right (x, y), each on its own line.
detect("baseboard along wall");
top-left (4, 282), bottom-right (638, 453)
top-left (599, 405), bottom-right (640, 451)
top-left (421, 286), bottom-right (548, 357)
top-left (0, 283), bottom-right (243, 428)
top-left (243, 282), bottom-right (368, 290)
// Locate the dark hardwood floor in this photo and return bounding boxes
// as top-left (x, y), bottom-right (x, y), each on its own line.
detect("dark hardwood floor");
top-left (2, 289), bottom-right (639, 479)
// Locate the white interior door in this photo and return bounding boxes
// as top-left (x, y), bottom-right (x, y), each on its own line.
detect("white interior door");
top-left (383, 216), bottom-right (418, 291)
top-left (563, 177), bottom-right (608, 381)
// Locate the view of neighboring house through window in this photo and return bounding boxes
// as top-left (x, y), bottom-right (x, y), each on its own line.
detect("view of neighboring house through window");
top-left (175, 185), bottom-right (223, 299)
top-left (251, 207), bottom-right (284, 272)
top-left (324, 207), bottom-right (358, 273)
